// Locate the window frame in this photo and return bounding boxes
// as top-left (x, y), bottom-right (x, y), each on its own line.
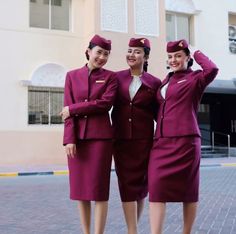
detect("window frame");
top-left (228, 13), bottom-right (236, 54)
top-left (28, 86), bottom-right (64, 126)
top-left (166, 12), bottom-right (191, 42)
top-left (29, 0), bottom-right (71, 31)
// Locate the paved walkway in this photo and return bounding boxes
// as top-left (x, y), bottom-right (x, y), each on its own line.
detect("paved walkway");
top-left (0, 157), bottom-right (236, 176)
top-left (0, 167), bottom-right (236, 234)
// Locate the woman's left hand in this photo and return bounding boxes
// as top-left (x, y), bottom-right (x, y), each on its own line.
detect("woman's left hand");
top-left (60, 106), bottom-right (70, 120)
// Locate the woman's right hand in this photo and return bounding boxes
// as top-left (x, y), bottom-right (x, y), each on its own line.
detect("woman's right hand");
top-left (60, 106), bottom-right (70, 120)
top-left (65, 144), bottom-right (76, 158)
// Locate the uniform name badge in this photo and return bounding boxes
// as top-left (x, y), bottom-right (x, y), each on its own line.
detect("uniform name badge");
top-left (96, 80), bottom-right (106, 83)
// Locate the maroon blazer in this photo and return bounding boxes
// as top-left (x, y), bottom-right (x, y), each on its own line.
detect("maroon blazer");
top-left (155, 50), bottom-right (219, 139)
top-left (112, 69), bottom-right (161, 139)
top-left (63, 65), bottom-right (117, 145)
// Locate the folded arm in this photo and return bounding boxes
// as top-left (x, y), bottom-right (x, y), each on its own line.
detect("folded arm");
top-left (69, 73), bottom-right (118, 116)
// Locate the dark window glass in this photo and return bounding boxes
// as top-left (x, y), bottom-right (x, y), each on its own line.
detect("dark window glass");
top-left (28, 87), bottom-right (63, 125)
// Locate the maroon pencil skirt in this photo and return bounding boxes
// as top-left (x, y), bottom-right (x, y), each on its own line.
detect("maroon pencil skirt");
top-left (67, 140), bottom-right (113, 201)
top-left (148, 136), bottom-right (201, 202)
top-left (113, 139), bottom-right (153, 202)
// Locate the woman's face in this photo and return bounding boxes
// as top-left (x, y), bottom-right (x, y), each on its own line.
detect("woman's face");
top-left (167, 50), bottom-right (189, 72)
top-left (87, 46), bottom-right (110, 69)
top-left (126, 47), bottom-right (146, 69)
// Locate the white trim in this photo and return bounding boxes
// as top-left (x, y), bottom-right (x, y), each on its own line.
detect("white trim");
top-left (21, 63), bottom-right (67, 88)
top-left (20, 80), bottom-right (32, 86)
top-left (49, 0), bottom-right (52, 30)
top-left (165, 0), bottom-right (200, 14)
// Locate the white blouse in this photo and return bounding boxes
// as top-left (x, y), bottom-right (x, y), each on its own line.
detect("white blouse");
top-left (129, 75), bottom-right (142, 100)
top-left (160, 81), bottom-right (169, 99)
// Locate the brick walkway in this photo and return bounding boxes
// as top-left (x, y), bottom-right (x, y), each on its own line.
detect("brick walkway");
top-left (0, 167), bottom-right (236, 234)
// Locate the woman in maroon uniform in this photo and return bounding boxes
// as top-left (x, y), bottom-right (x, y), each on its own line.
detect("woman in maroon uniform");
top-left (60, 34), bottom-right (117, 234)
top-left (148, 39), bottom-right (219, 234)
top-left (112, 38), bottom-right (161, 234)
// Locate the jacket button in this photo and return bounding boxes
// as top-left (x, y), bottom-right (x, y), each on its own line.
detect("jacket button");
top-left (129, 118), bottom-right (132, 122)
top-left (84, 115), bottom-right (87, 119)
top-left (84, 99), bottom-right (88, 102)
top-left (130, 102), bottom-right (132, 106)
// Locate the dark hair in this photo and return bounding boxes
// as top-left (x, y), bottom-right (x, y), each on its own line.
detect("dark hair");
top-left (85, 42), bottom-right (96, 60)
top-left (143, 61), bottom-right (148, 72)
top-left (183, 48), bottom-right (194, 68)
top-left (143, 47), bottom-right (150, 72)
top-left (144, 47), bottom-right (150, 56)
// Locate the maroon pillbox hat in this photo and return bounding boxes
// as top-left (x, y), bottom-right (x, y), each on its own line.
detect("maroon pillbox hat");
top-left (90, 34), bottom-right (111, 51)
top-left (129, 38), bottom-right (151, 49)
top-left (167, 39), bottom-right (188, 52)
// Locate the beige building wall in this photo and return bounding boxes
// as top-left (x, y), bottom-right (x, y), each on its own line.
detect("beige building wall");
top-left (0, 0), bottom-right (166, 166)
top-left (2, 0), bottom-right (235, 166)
top-left (0, 0), bottom-right (88, 166)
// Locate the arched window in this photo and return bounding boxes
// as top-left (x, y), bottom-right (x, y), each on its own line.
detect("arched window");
top-left (25, 63), bottom-right (66, 125)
